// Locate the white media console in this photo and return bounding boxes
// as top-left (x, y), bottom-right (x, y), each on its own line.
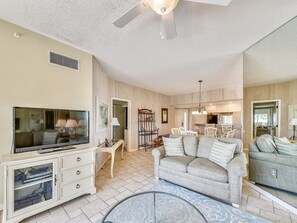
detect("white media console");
top-left (0, 146), bottom-right (96, 223)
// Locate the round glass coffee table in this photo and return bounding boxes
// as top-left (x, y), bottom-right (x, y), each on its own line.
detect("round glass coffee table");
top-left (102, 191), bottom-right (207, 223)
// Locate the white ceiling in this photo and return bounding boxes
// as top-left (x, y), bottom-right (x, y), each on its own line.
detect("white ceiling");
top-left (1, 0), bottom-right (297, 96)
top-left (244, 16), bottom-right (297, 87)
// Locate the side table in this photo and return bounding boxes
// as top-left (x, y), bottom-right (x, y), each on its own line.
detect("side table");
top-left (96, 139), bottom-right (124, 178)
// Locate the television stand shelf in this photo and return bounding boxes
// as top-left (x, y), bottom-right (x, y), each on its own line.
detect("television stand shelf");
top-left (1, 146), bottom-right (96, 223)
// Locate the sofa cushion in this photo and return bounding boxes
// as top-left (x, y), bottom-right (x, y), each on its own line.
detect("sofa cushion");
top-left (197, 137), bottom-right (243, 158)
top-left (197, 137), bottom-right (213, 158)
top-left (187, 158), bottom-right (228, 183)
top-left (160, 156), bottom-right (195, 172)
top-left (274, 138), bottom-right (297, 156)
top-left (256, 134), bottom-right (277, 153)
top-left (209, 139), bottom-right (236, 169)
top-left (163, 136), bottom-right (185, 156)
top-left (183, 135), bottom-right (198, 157)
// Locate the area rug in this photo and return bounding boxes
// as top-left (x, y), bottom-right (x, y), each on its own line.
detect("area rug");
top-left (151, 180), bottom-right (271, 223)
top-left (100, 180), bottom-right (271, 223)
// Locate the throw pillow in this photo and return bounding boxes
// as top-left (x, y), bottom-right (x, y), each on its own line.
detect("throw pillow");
top-left (163, 136), bottom-right (185, 156)
top-left (274, 137), bottom-right (297, 156)
top-left (256, 134), bottom-right (277, 153)
top-left (209, 139), bottom-right (236, 169)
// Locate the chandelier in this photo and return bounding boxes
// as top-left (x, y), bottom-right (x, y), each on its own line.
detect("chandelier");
top-left (192, 80), bottom-right (207, 115)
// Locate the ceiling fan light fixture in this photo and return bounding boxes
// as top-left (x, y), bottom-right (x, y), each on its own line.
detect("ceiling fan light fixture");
top-left (147, 0), bottom-right (179, 15)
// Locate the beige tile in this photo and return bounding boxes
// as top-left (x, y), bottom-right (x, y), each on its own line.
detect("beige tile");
top-left (106, 197), bottom-right (118, 206)
top-left (247, 196), bottom-right (274, 212)
top-left (124, 181), bottom-right (143, 192)
top-left (274, 208), bottom-right (291, 218)
top-left (68, 209), bottom-right (83, 219)
top-left (21, 210), bottom-right (51, 223)
top-left (84, 194), bottom-right (99, 203)
top-left (63, 196), bottom-right (89, 214)
top-left (260, 210), bottom-right (291, 223)
top-left (89, 212), bottom-right (104, 223)
top-left (36, 209), bottom-right (70, 223)
top-left (81, 198), bottom-right (108, 218)
top-left (66, 214), bottom-right (91, 223)
top-left (114, 189), bottom-right (133, 201)
top-left (96, 187), bottom-right (119, 201)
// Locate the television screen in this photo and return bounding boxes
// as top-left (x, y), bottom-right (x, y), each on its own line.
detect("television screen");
top-left (207, 114), bottom-right (218, 124)
top-left (13, 107), bottom-right (89, 153)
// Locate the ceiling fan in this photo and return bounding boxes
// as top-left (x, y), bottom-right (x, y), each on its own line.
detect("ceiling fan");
top-left (113, 0), bottom-right (232, 40)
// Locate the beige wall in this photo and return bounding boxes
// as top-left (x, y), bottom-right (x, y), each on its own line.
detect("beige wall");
top-left (0, 20), bottom-right (93, 209)
top-left (243, 79), bottom-right (297, 147)
top-left (93, 58), bottom-right (174, 153)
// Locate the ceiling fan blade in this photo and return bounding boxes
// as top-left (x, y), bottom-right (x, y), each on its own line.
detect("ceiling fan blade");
top-left (113, 1), bottom-right (148, 28)
top-left (183, 0), bottom-right (232, 6)
top-left (160, 11), bottom-right (177, 40)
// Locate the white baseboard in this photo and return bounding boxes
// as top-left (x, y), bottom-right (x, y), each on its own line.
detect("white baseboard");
top-left (243, 179), bottom-right (297, 215)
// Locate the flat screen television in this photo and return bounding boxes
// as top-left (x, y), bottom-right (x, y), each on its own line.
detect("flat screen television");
top-left (207, 114), bottom-right (218, 124)
top-left (13, 107), bottom-right (89, 153)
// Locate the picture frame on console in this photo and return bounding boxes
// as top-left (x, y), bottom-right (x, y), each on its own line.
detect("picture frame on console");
top-left (161, 108), bottom-right (168, 124)
top-left (96, 98), bottom-right (108, 132)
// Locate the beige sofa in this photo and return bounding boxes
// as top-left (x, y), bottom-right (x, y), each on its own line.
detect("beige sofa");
top-left (152, 135), bottom-right (246, 206)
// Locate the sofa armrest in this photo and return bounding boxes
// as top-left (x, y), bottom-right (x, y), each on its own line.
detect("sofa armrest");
top-left (227, 152), bottom-right (246, 205)
top-left (152, 146), bottom-right (165, 178)
top-left (227, 153), bottom-right (247, 177)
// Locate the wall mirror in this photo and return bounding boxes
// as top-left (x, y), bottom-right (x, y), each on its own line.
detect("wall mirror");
top-left (244, 15), bottom-right (297, 210)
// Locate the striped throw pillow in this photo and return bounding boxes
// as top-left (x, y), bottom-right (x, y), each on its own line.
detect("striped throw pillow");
top-left (163, 136), bottom-right (185, 156)
top-left (274, 137), bottom-right (297, 156)
top-left (209, 139), bottom-right (236, 169)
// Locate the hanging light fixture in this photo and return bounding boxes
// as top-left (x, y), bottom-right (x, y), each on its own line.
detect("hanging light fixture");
top-left (192, 80), bottom-right (207, 115)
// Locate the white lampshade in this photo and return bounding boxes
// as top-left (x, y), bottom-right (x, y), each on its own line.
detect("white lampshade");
top-left (289, 118), bottom-right (297, 126)
top-left (110, 117), bottom-right (120, 126)
top-left (65, 119), bottom-right (78, 128)
top-left (78, 120), bottom-right (86, 127)
top-left (55, 119), bottom-right (66, 127)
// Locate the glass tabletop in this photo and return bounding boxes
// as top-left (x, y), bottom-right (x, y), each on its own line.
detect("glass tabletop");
top-left (102, 191), bottom-right (207, 223)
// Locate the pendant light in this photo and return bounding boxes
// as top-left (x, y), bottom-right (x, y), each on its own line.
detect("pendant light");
top-left (192, 80), bottom-right (207, 115)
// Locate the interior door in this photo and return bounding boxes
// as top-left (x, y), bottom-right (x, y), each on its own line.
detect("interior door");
top-left (252, 101), bottom-right (279, 138)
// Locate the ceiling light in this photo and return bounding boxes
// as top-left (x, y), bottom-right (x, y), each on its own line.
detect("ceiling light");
top-left (147, 0), bottom-right (179, 15)
top-left (192, 80), bottom-right (208, 115)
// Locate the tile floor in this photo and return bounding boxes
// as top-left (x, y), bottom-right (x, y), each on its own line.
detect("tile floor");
top-left (1, 149), bottom-right (297, 223)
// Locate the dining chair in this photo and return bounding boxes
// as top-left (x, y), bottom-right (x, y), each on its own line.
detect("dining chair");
top-left (204, 127), bottom-right (217, 137)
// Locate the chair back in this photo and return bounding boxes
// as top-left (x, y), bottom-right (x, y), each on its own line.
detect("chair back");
top-left (205, 124), bottom-right (216, 127)
top-left (221, 124), bottom-right (232, 134)
top-left (171, 128), bottom-right (180, 134)
top-left (205, 127), bottom-right (217, 137)
top-left (181, 130), bottom-right (198, 136)
top-left (226, 129), bottom-right (236, 138)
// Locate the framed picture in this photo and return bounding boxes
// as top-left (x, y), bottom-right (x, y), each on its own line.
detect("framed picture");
top-left (161, 108), bottom-right (168, 124)
top-left (96, 98), bottom-right (108, 132)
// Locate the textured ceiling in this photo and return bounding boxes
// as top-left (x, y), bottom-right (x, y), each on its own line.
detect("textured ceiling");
top-left (1, 0), bottom-right (297, 95)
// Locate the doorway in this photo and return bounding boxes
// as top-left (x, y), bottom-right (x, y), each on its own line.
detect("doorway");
top-left (111, 98), bottom-right (131, 151)
top-left (251, 100), bottom-right (281, 139)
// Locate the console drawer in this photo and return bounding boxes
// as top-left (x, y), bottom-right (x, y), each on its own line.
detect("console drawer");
top-left (61, 164), bottom-right (94, 184)
top-left (60, 177), bottom-right (94, 199)
top-left (61, 151), bottom-right (93, 169)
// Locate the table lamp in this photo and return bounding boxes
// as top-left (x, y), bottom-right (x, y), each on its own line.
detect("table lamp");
top-left (110, 117), bottom-right (120, 141)
top-left (289, 118), bottom-right (297, 140)
top-left (65, 119), bottom-right (78, 138)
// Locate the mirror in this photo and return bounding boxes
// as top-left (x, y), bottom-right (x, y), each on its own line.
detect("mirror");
top-left (244, 16), bottom-right (297, 209)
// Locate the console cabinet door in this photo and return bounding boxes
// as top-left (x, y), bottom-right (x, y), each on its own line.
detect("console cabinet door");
top-left (6, 158), bottom-right (58, 219)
